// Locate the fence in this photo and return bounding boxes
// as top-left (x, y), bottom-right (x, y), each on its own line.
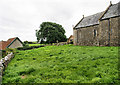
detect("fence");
top-left (0, 52), bottom-right (14, 84)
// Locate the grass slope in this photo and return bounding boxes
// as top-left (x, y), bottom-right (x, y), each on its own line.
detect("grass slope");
top-left (2, 45), bottom-right (119, 83)
top-left (28, 44), bottom-right (42, 46)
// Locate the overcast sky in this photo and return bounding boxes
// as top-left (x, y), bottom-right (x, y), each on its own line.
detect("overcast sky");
top-left (0, 0), bottom-right (119, 41)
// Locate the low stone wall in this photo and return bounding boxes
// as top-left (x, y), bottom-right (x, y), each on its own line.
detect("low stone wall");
top-left (44, 42), bottom-right (68, 46)
top-left (0, 52), bottom-right (14, 84)
top-left (55, 42), bottom-right (68, 46)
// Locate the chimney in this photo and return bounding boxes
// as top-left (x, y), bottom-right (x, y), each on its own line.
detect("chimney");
top-left (110, 1), bottom-right (112, 5)
top-left (83, 15), bottom-right (84, 18)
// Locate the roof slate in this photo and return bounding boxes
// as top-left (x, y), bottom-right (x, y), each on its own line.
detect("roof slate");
top-left (75, 12), bottom-right (103, 28)
top-left (102, 2), bottom-right (120, 20)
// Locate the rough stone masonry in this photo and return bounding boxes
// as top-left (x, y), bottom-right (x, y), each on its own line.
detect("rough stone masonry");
top-left (0, 52), bottom-right (14, 84)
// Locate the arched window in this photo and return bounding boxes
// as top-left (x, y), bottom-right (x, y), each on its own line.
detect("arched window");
top-left (94, 29), bottom-right (97, 37)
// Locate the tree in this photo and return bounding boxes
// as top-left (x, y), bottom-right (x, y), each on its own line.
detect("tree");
top-left (36, 22), bottom-right (67, 44)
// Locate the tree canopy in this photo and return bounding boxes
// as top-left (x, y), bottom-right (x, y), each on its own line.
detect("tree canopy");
top-left (36, 22), bottom-right (67, 44)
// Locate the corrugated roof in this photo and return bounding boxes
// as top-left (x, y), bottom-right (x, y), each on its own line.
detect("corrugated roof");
top-left (75, 12), bottom-right (103, 28)
top-left (102, 2), bottom-right (120, 19)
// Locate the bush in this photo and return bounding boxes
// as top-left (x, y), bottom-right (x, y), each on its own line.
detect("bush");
top-left (17, 45), bottom-right (44, 50)
top-left (1, 50), bottom-right (6, 58)
top-left (24, 41), bottom-right (37, 44)
top-left (1, 48), bottom-right (16, 58)
top-left (23, 41), bottom-right (28, 44)
top-left (6, 48), bottom-right (16, 54)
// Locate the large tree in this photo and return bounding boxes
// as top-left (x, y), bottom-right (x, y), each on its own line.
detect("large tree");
top-left (36, 22), bottom-right (67, 43)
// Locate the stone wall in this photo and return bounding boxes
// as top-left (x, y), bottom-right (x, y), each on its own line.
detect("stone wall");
top-left (99, 17), bottom-right (120, 46)
top-left (99, 19), bottom-right (109, 46)
top-left (118, 17), bottom-right (120, 45)
top-left (73, 29), bottom-right (78, 45)
top-left (110, 17), bottom-right (120, 46)
top-left (74, 25), bottom-right (99, 46)
top-left (52, 42), bottom-right (68, 46)
top-left (8, 39), bottom-right (23, 49)
top-left (0, 52), bottom-right (14, 84)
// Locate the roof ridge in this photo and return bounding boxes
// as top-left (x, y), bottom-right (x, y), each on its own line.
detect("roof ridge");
top-left (73, 17), bottom-right (84, 29)
top-left (7, 37), bottom-right (17, 40)
top-left (101, 1), bottom-right (119, 20)
top-left (75, 12), bottom-right (103, 28)
top-left (99, 3), bottom-right (112, 20)
top-left (0, 37), bottom-right (22, 50)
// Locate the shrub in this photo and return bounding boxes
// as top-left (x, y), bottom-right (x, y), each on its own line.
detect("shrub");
top-left (6, 48), bottom-right (16, 54)
top-left (24, 41), bottom-right (37, 44)
top-left (24, 41), bottom-right (28, 44)
top-left (1, 48), bottom-right (16, 58)
top-left (17, 45), bottom-right (44, 50)
top-left (1, 50), bottom-right (6, 58)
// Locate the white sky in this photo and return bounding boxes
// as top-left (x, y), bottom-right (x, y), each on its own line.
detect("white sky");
top-left (0, 0), bottom-right (119, 41)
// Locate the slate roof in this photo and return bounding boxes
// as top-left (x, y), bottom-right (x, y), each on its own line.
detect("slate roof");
top-left (101, 2), bottom-right (120, 20)
top-left (75, 2), bottom-right (120, 29)
top-left (75, 12), bottom-right (103, 28)
top-left (0, 37), bottom-right (22, 50)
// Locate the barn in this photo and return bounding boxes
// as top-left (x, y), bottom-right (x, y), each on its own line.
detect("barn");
top-left (0, 37), bottom-right (23, 50)
top-left (67, 35), bottom-right (74, 44)
top-left (73, 2), bottom-right (120, 46)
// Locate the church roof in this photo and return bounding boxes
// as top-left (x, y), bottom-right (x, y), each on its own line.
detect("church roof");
top-left (101, 2), bottom-right (120, 20)
top-left (74, 2), bottom-right (120, 29)
top-left (75, 12), bottom-right (103, 28)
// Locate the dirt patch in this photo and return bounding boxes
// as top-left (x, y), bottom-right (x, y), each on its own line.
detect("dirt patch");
top-left (21, 75), bottom-right (27, 79)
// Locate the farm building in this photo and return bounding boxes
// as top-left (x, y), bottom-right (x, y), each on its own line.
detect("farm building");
top-left (67, 35), bottom-right (74, 44)
top-left (0, 37), bottom-right (23, 50)
top-left (73, 2), bottom-right (120, 46)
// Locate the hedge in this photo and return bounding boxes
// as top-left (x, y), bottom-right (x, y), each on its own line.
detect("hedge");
top-left (17, 45), bottom-right (44, 50)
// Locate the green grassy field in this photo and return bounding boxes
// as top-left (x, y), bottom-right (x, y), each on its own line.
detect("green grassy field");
top-left (28, 44), bottom-right (43, 46)
top-left (2, 45), bottom-right (119, 83)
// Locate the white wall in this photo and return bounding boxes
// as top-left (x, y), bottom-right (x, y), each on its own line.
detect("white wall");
top-left (8, 39), bottom-right (23, 48)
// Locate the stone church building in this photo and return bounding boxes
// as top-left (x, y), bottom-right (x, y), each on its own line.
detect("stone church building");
top-left (73, 2), bottom-right (120, 46)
